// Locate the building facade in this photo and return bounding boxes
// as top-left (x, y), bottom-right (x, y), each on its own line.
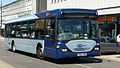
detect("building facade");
top-left (47, 0), bottom-right (120, 15)
top-left (2, 0), bottom-right (120, 26)
top-left (0, 0), bottom-right (47, 28)
top-left (1, 0), bottom-right (120, 26)
top-left (0, 0), bottom-right (47, 36)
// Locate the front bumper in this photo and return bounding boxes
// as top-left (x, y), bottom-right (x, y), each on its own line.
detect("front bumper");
top-left (54, 50), bottom-right (100, 59)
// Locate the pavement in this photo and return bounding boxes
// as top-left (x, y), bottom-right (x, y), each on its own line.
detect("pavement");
top-left (0, 36), bottom-right (4, 40)
top-left (1, 37), bottom-right (120, 68)
top-left (0, 60), bottom-right (14, 68)
top-left (0, 37), bottom-right (14, 68)
top-left (96, 54), bottom-right (120, 62)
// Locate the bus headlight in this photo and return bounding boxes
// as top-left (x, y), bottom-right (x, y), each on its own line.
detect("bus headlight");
top-left (94, 47), bottom-right (99, 50)
top-left (61, 49), bottom-right (68, 52)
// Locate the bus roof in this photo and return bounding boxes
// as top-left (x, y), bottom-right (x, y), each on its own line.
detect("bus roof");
top-left (4, 8), bottom-right (97, 24)
top-left (4, 14), bottom-right (38, 24)
top-left (35, 8), bottom-right (97, 19)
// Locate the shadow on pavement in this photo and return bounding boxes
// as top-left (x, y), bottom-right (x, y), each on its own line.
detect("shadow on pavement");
top-left (101, 52), bottom-right (120, 55)
top-left (8, 50), bottom-right (102, 64)
top-left (44, 57), bottom-right (102, 64)
top-left (8, 50), bottom-right (37, 58)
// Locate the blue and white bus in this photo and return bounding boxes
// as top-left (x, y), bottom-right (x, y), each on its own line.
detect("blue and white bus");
top-left (4, 9), bottom-right (100, 59)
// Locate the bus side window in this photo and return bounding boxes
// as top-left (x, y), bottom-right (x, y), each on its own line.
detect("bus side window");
top-left (28, 20), bottom-right (36, 39)
top-left (35, 19), bottom-right (45, 39)
top-left (36, 30), bottom-right (44, 39)
top-left (16, 31), bottom-right (22, 38)
top-left (10, 23), bottom-right (16, 38)
top-left (10, 30), bottom-right (16, 37)
top-left (5, 24), bottom-right (10, 37)
top-left (30, 31), bottom-right (35, 38)
top-left (22, 31), bottom-right (29, 38)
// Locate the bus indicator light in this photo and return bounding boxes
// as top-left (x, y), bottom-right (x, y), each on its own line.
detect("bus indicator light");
top-left (56, 45), bottom-right (60, 48)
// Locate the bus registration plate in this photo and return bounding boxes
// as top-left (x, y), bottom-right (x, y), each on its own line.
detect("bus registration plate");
top-left (77, 53), bottom-right (87, 56)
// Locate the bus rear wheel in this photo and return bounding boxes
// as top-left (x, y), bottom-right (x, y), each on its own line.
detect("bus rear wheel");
top-left (37, 46), bottom-right (44, 59)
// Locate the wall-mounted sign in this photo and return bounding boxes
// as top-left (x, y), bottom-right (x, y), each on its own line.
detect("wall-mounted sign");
top-left (98, 17), bottom-right (118, 22)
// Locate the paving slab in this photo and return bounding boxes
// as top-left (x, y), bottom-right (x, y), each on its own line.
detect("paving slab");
top-left (0, 59), bottom-right (14, 68)
top-left (96, 55), bottom-right (120, 62)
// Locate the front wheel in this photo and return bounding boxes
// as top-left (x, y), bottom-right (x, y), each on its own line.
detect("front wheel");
top-left (37, 46), bottom-right (44, 59)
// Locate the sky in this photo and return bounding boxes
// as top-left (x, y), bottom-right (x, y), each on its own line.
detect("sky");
top-left (0, 0), bottom-right (17, 6)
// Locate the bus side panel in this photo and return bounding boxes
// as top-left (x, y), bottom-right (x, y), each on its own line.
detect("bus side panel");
top-left (44, 40), bottom-right (57, 58)
top-left (11, 38), bottom-right (29, 52)
top-left (4, 38), bottom-right (11, 49)
top-left (29, 40), bottom-right (45, 54)
top-left (11, 39), bottom-right (44, 54)
top-left (19, 39), bottom-right (37, 54)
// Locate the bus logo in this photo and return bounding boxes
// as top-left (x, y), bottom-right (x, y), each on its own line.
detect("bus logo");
top-left (77, 44), bottom-right (87, 48)
top-left (73, 44), bottom-right (88, 51)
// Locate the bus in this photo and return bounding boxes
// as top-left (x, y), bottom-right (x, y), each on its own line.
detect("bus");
top-left (4, 9), bottom-right (100, 59)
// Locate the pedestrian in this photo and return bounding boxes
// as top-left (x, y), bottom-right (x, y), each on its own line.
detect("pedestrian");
top-left (117, 34), bottom-right (120, 42)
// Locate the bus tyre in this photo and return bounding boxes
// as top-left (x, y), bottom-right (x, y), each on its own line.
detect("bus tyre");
top-left (11, 42), bottom-right (15, 52)
top-left (37, 46), bottom-right (44, 60)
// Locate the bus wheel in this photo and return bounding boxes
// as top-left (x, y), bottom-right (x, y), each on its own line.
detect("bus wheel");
top-left (37, 46), bottom-right (44, 59)
top-left (11, 42), bottom-right (15, 52)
